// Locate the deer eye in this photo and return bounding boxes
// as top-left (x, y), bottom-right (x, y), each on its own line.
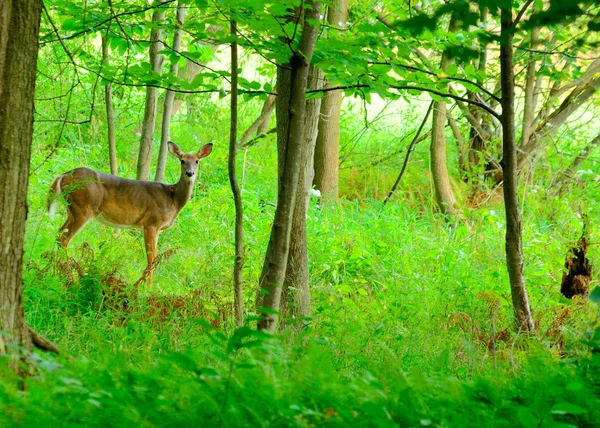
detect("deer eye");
top-left (180, 160), bottom-right (185, 165)
top-left (195, 160), bottom-right (199, 164)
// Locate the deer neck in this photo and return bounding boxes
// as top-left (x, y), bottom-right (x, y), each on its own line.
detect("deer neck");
top-left (173, 175), bottom-right (196, 210)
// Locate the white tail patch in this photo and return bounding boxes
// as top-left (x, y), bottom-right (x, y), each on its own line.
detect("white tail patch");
top-left (48, 176), bottom-right (62, 219)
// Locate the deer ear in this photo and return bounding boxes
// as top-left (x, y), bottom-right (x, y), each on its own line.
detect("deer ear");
top-left (168, 141), bottom-right (184, 158)
top-left (197, 143), bottom-right (213, 159)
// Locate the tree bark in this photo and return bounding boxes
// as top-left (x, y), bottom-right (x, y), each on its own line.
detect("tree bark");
top-left (313, 0), bottom-right (349, 202)
top-left (102, 30), bottom-right (118, 175)
top-left (500, 7), bottom-right (535, 332)
top-left (0, 0), bottom-right (50, 373)
top-left (257, 1), bottom-right (321, 332)
top-left (155, 2), bottom-right (184, 182)
top-left (430, 15), bottom-right (459, 218)
top-left (280, 66), bottom-right (323, 324)
top-left (136, 0), bottom-right (165, 181)
top-left (229, 20), bottom-right (244, 327)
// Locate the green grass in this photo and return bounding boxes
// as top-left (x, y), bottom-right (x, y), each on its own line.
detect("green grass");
top-left (3, 93), bottom-right (600, 426)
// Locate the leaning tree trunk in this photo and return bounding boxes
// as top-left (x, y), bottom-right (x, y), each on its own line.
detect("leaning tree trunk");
top-left (257, 1), bottom-right (321, 333)
top-left (500, 7), bottom-right (535, 332)
top-left (102, 30), bottom-right (118, 175)
top-left (155, 2), bottom-right (184, 182)
top-left (280, 66), bottom-right (324, 324)
top-left (229, 19), bottom-right (244, 327)
top-left (430, 15), bottom-right (459, 218)
top-left (0, 0), bottom-right (61, 375)
top-left (137, 0), bottom-right (165, 181)
top-left (256, 93), bottom-right (276, 135)
top-left (313, 0), bottom-right (349, 202)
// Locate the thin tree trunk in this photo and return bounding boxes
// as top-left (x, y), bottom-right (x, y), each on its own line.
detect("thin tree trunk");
top-left (430, 15), bottom-right (459, 218)
top-left (280, 66), bottom-right (323, 324)
top-left (155, 2), bottom-right (184, 182)
top-left (229, 20), bottom-right (244, 327)
top-left (383, 101), bottom-right (434, 206)
top-left (313, 0), bottom-right (349, 202)
top-left (257, 1), bottom-right (321, 333)
top-left (137, 1), bottom-right (165, 181)
top-left (102, 30), bottom-right (117, 175)
top-left (500, 7), bottom-right (535, 332)
top-left (0, 0), bottom-right (58, 375)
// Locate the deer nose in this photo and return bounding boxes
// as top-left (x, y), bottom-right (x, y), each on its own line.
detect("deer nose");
top-left (186, 171), bottom-right (194, 177)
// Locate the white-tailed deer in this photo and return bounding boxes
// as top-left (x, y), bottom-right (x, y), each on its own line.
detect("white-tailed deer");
top-left (48, 141), bottom-right (213, 284)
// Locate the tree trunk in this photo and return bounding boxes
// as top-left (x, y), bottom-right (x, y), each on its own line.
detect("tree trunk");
top-left (430, 15), bottom-right (459, 218)
top-left (257, 1), bottom-right (321, 333)
top-left (0, 0), bottom-right (41, 373)
top-left (102, 31), bottom-right (118, 175)
top-left (280, 66), bottom-right (323, 324)
top-left (136, 1), bottom-right (165, 181)
top-left (155, 2), bottom-right (184, 182)
top-left (520, 25), bottom-right (540, 149)
top-left (229, 20), bottom-right (244, 327)
top-left (500, 7), bottom-right (535, 332)
top-left (313, 0), bottom-right (349, 202)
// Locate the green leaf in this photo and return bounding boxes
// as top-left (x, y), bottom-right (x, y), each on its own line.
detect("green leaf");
top-left (551, 402), bottom-right (587, 416)
top-left (589, 286), bottom-right (600, 303)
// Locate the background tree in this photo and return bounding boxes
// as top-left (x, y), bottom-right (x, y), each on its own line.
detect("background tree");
top-left (430, 14), bottom-right (459, 218)
top-left (155, 2), bottom-right (185, 182)
top-left (313, 0), bottom-right (349, 202)
top-left (137, 0), bottom-right (166, 181)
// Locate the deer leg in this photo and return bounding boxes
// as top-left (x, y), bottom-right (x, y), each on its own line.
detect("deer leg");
top-left (57, 207), bottom-right (94, 250)
top-left (141, 227), bottom-right (159, 284)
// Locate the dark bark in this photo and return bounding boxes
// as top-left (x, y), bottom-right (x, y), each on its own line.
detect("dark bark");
top-left (155, 2), bottom-right (184, 182)
top-left (229, 20), bottom-right (244, 327)
top-left (137, 0), bottom-right (165, 180)
top-left (384, 101), bottom-right (434, 206)
top-left (500, 7), bottom-right (535, 332)
top-left (257, 1), bottom-right (321, 332)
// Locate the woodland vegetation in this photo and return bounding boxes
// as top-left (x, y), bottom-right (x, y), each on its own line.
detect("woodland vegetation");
top-left (1, 0), bottom-right (600, 426)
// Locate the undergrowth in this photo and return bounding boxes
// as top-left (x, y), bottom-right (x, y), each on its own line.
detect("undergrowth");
top-left (2, 94), bottom-right (600, 426)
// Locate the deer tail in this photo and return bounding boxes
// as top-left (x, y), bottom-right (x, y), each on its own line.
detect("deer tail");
top-left (47, 175), bottom-right (63, 218)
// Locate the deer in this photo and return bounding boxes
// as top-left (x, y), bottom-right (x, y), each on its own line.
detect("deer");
top-left (47, 141), bottom-right (213, 284)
